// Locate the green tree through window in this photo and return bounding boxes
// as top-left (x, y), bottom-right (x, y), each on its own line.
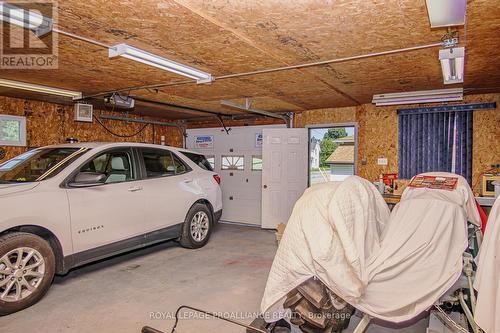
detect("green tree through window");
top-left (0, 120), bottom-right (20, 141)
top-left (319, 128), bottom-right (348, 167)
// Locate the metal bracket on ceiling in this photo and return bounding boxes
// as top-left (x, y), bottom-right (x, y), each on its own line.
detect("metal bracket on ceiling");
top-left (442, 28), bottom-right (459, 48)
top-left (220, 98), bottom-right (290, 124)
top-left (285, 112), bottom-right (294, 128)
top-left (216, 115), bottom-right (231, 135)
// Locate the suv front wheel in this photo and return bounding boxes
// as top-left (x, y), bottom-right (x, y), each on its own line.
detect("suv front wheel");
top-left (0, 232), bottom-right (55, 315)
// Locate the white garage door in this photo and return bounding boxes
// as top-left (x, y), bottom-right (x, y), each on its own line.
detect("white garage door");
top-left (186, 125), bottom-right (285, 226)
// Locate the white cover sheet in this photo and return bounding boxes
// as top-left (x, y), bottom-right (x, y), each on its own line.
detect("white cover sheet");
top-left (261, 174), bottom-right (472, 323)
top-left (261, 176), bottom-right (390, 319)
top-left (474, 197), bottom-right (500, 333)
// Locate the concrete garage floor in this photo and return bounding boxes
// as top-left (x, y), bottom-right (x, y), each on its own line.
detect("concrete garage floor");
top-left (0, 224), bottom-right (428, 333)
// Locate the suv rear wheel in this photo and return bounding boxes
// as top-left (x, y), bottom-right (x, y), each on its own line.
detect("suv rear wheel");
top-left (0, 232), bottom-right (55, 315)
top-left (179, 203), bottom-right (212, 249)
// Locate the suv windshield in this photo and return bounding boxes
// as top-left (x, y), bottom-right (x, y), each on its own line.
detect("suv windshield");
top-left (0, 147), bottom-right (87, 183)
top-left (180, 152), bottom-right (213, 171)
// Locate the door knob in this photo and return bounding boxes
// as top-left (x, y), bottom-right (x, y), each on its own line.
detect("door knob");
top-left (263, 185), bottom-right (267, 189)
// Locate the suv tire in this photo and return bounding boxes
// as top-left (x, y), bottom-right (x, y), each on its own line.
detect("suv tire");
top-left (0, 232), bottom-right (55, 315)
top-left (179, 203), bottom-right (213, 249)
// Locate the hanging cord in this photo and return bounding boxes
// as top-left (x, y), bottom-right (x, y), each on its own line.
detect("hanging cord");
top-left (93, 114), bottom-right (149, 138)
top-left (434, 304), bottom-right (469, 333)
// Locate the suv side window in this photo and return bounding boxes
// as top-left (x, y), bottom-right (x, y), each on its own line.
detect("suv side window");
top-left (171, 153), bottom-right (188, 174)
top-left (180, 151), bottom-right (214, 171)
top-left (80, 149), bottom-right (135, 184)
top-left (141, 148), bottom-right (190, 179)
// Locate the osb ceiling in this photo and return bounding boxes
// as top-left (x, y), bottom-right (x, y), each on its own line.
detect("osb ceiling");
top-left (1, 0), bottom-right (499, 118)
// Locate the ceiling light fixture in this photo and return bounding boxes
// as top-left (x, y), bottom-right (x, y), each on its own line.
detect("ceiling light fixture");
top-left (0, 2), bottom-right (52, 36)
top-left (425, 0), bottom-right (466, 28)
top-left (439, 47), bottom-right (465, 85)
top-left (109, 43), bottom-right (213, 84)
top-left (0, 78), bottom-right (82, 99)
top-left (372, 88), bottom-right (463, 106)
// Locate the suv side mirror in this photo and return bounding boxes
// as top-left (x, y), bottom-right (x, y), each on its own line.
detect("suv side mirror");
top-left (69, 172), bottom-right (106, 187)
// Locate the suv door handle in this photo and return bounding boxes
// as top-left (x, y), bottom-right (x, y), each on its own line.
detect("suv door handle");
top-left (128, 186), bottom-right (143, 192)
top-left (183, 179), bottom-right (193, 183)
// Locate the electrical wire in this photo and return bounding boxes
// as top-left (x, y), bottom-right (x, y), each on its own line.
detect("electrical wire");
top-left (53, 28), bottom-right (112, 49)
top-left (434, 305), bottom-right (470, 333)
top-left (77, 42), bottom-right (444, 99)
top-left (93, 114), bottom-right (149, 138)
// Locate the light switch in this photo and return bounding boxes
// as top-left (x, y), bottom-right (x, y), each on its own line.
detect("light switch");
top-left (377, 157), bottom-right (388, 166)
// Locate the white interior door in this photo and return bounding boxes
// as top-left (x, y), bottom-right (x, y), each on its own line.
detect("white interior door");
top-left (261, 128), bottom-right (308, 229)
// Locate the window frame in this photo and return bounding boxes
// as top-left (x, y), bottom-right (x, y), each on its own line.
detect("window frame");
top-left (0, 115), bottom-right (27, 147)
top-left (305, 123), bottom-right (358, 187)
top-left (138, 147), bottom-right (192, 180)
top-left (62, 147), bottom-right (138, 188)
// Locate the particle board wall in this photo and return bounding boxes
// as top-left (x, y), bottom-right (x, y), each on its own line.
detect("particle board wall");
top-left (1, 94), bottom-right (497, 195)
top-left (293, 104), bottom-right (397, 180)
top-left (355, 104), bottom-right (399, 181)
top-left (468, 94), bottom-right (500, 193)
top-left (293, 93), bottom-right (499, 194)
top-left (294, 106), bottom-right (356, 127)
top-left (0, 96), bottom-right (183, 162)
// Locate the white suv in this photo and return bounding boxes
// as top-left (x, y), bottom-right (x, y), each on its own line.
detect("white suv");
top-left (0, 142), bottom-right (222, 315)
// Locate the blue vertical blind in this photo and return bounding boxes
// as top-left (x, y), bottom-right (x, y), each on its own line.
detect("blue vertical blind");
top-left (398, 110), bottom-right (473, 183)
top-left (454, 111), bottom-right (473, 183)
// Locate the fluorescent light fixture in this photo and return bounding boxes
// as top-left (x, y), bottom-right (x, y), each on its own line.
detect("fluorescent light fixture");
top-left (0, 2), bottom-right (52, 36)
top-left (109, 43), bottom-right (213, 84)
top-left (425, 0), bottom-right (466, 28)
top-left (0, 78), bottom-right (82, 100)
top-left (439, 47), bottom-right (465, 85)
top-left (372, 88), bottom-right (463, 106)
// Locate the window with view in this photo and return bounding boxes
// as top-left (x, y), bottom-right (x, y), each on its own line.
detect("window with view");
top-left (252, 156), bottom-right (262, 171)
top-left (308, 126), bottom-right (356, 185)
top-left (0, 115), bottom-right (26, 147)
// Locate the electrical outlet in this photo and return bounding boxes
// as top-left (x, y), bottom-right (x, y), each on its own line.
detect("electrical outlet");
top-left (377, 158), bottom-right (388, 166)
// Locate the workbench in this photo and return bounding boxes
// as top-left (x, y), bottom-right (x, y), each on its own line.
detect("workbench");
top-left (382, 194), bottom-right (497, 215)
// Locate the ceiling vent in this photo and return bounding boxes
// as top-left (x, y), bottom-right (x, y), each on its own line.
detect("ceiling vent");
top-left (74, 103), bottom-right (93, 122)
